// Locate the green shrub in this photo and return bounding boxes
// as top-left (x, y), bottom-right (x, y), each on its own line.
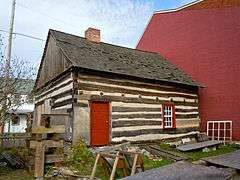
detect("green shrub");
top-left (67, 139), bottom-right (95, 175)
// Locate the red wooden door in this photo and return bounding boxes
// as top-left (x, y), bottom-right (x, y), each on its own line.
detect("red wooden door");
top-left (90, 102), bottom-right (110, 146)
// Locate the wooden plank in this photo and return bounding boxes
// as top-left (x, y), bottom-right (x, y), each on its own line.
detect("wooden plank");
top-left (143, 146), bottom-right (187, 161)
top-left (30, 140), bottom-right (64, 148)
top-left (100, 153), bottom-right (124, 159)
top-left (41, 113), bottom-right (70, 116)
top-left (131, 154), bottom-right (139, 176)
top-left (0, 133), bottom-right (31, 139)
top-left (34, 142), bottom-right (45, 178)
top-left (32, 125), bottom-right (65, 134)
top-left (110, 152), bottom-right (120, 180)
top-left (94, 142), bottom-right (130, 153)
top-left (45, 154), bottom-right (64, 163)
top-left (90, 153), bottom-right (100, 180)
top-left (149, 145), bottom-right (188, 161)
top-left (203, 150), bottom-right (240, 170)
top-left (177, 140), bottom-right (222, 152)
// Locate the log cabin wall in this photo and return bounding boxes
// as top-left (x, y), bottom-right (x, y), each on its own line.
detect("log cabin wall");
top-left (34, 72), bottom-right (74, 141)
top-left (73, 72), bottom-right (200, 143)
top-left (34, 33), bottom-right (74, 138)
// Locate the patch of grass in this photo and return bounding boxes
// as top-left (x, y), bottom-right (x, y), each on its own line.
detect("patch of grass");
top-left (186, 144), bottom-right (240, 161)
top-left (158, 142), bottom-right (240, 162)
top-left (159, 143), bottom-right (174, 151)
top-left (143, 155), bottom-right (173, 170)
top-left (0, 166), bottom-right (33, 180)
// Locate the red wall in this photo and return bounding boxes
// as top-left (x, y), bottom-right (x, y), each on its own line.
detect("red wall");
top-left (137, 7), bottom-right (240, 140)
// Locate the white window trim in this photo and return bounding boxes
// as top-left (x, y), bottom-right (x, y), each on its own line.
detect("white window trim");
top-left (163, 105), bottom-right (173, 128)
top-left (207, 121), bottom-right (232, 144)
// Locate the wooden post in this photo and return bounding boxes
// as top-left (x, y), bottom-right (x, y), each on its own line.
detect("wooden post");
top-left (131, 154), bottom-right (139, 176)
top-left (110, 152), bottom-right (120, 180)
top-left (90, 153), bottom-right (101, 180)
top-left (34, 141), bottom-right (45, 179)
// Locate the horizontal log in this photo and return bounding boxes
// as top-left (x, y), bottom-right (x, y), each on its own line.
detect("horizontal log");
top-left (30, 140), bottom-right (64, 149)
top-left (74, 102), bottom-right (88, 107)
top-left (112, 120), bottom-right (162, 128)
top-left (176, 114), bottom-right (199, 119)
top-left (112, 107), bottom-right (161, 112)
top-left (53, 104), bottom-right (72, 111)
top-left (52, 98), bottom-right (73, 109)
top-left (32, 125), bottom-right (65, 134)
top-left (76, 82), bottom-right (197, 99)
top-left (35, 83), bottom-right (73, 104)
top-left (36, 79), bottom-right (73, 100)
top-left (175, 108), bottom-right (199, 113)
top-left (77, 74), bottom-right (197, 94)
top-left (112, 113), bottom-right (198, 120)
top-left (112, 107), bottom-right (198, 115)
top-left (51, 89), bottom-right (73, 101)
top-left (112, 113), bottom-right (161, 119)
top-left (176, 119), bottom-right (199, 128)
top-left (112, 127), bottom-right (199, 138)
top-left (36, 71), bottom-right (72, 93)
top-left (82, 94), bottom-right (199, 107)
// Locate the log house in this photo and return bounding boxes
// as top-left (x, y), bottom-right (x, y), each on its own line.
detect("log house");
top-left (34, 28), bottom-right (201, 145)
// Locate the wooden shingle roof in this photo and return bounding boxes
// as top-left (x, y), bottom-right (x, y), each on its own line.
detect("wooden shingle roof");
top-left (50, 29), bottom-right (200, 87)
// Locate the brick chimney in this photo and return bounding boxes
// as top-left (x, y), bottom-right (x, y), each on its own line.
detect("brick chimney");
top-left (85, 27), bottom-right (100, 43)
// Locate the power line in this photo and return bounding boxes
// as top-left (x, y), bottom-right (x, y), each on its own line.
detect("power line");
top-left (17, 2), bottom-right (81, 30)
top-left (0, 29), bottom-right (45, 41)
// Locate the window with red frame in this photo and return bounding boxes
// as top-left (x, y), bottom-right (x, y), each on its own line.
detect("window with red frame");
top-left (162, 104), bottom-right (176, 128)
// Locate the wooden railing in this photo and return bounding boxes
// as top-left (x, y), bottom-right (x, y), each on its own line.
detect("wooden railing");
top-left (0, 133), bottom-right (31, 147)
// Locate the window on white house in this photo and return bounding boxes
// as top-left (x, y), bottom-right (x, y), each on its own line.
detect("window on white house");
top-left (163, 104), bottom-right (175, 128)
top-left (12, 115), bottom-right (20, 125)
top-left (21, 95), bottom-right (27, 103)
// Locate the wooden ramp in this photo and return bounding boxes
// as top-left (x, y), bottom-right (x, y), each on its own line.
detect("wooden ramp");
top-left (203, 150), bottom-right (240, 170)
top-left (177, 140), bottom-right (222, 152)
top-left (143, 145), bottom-right (188, 161)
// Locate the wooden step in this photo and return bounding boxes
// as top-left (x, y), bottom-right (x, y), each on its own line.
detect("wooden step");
top-left (30, 140), bottom-right (64, 148)
top-left (32, 125), bottom-right (65, 134)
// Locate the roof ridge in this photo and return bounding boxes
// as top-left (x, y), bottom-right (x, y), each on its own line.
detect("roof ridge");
top-left (154, 0), bottom-right (204, 14)
top-left (50, 29), bottom-right (160, 56)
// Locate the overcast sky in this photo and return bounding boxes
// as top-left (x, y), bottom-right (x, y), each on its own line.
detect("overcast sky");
top-left (0, 0), bottom-right (194, 67)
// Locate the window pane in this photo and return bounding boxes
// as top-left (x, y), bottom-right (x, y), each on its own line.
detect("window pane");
top-left (163, 105), bottom-right (174, 127)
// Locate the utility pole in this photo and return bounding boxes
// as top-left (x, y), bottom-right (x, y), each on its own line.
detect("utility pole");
top-left (1, 0), bottom-right (16, 135)
top-left (5, 0), bottom-right (16, 78)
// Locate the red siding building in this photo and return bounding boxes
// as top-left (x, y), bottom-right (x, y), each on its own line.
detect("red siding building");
top-left (137, 0), bottom-right (240, 140)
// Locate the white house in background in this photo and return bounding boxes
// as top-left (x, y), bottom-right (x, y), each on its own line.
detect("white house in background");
top-left (4, 103), bottom-right (34, 133)
top-left (1, 78), bottom-right (35, 134)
